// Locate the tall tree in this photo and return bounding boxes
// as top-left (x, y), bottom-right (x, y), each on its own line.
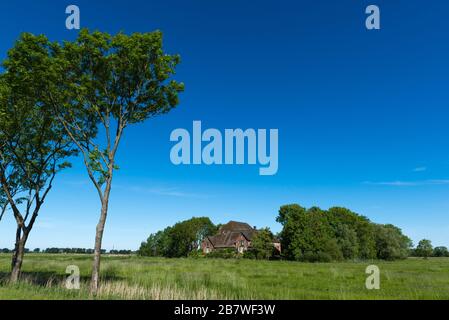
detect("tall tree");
top-left (251, 228), bottom-right (276, 260)
top-left (374, 224), bottom-right (411, 260)
top-left (276, 204), bottom-right (307, 260)
top-left (416, 239), bottom-right (433, 259)
top-left (138, 230), bottom-right (170, 257)
top-left (6, 30), bottom-right (183, 293)
top-left (277, 205), bottom-right (336, 261)
top-left (0, 47), bottom-right (76, 281)
top-left (46, 30), bottom-right (184, 294)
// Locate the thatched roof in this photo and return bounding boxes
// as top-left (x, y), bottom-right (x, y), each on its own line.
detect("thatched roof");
top-left (206, 221), bottom-right (257, 248)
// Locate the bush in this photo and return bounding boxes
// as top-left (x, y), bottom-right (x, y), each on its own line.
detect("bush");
top-left (188, 250), bottom-right (205, 259)
top-left (302, 251), bottom-right (332, 263)
top-left (206, 248), bottom-right (237, 259)
top-left (243, 250), bottom-right (256, 260)
top-left (323, 238), bottom-right (344, 261)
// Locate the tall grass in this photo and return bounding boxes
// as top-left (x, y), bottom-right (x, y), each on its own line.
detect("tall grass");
top-left (0, 254), bottom-right (448, 300)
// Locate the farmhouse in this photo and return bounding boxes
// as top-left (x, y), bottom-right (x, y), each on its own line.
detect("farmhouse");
top-left (201, 221), bottom-right (281, 255)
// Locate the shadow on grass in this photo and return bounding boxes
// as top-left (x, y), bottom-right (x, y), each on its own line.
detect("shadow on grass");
top-left (0, 271), bottom-right (123, 287)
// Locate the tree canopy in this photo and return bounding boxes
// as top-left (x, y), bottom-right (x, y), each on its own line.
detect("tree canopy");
top-left (433, 246), bottom-right (449, 257)
top-left (0, 56), bottom-right (76, 281)
top-left (416, 239), bottom-right (433, 258)
top-left (277, 204), bottom-right (412, 262)
top-left (250, 228), bottom-right (277, 260)
top-left (139, 217), bottom-right (217, 258)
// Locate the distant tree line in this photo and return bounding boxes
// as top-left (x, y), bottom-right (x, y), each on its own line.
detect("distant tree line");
top-left (137, 205), bottom-right (449, 262)
top-left (410, 239), bottom-right (449, 258)
top-left (0, 248), bottom-right (134, 255)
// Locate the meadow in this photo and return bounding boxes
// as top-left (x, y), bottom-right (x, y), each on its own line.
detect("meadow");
top-left (0, 254), bottom-right (448, 300)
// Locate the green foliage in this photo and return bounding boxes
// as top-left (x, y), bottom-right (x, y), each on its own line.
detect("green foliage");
top-left (277, 204), bottom-right (411, 262)
top-left (416, 239), bottom-right (433, 258)
top-left (433, 246), bottom-right (449, 257)
top-left (276, 204), bottom-right (306, 260)
top-left (138, 229), bottom-right (170, 257)
top-left (250, 228), bottom-right (276, 260)
top-left (374, 224), bottom-right (412, 260)
top-left (0, 49), bottom-right (77, 245)
top-left (51, 29), bottom-right (184, 190)
top-left (2, 29), bottom-right (184, 197)
top-left (187, 250), bottom-right (205, 259)
top-left (327, 207), bottom-right (376, 259)
top-left (205, 248), bottom-right (237, 259)
top-left (139, 217), bottom-right (217, 258)
top-left (2, 30), bottom-right (183, 288)
top-left (242, 250), bottom-right (256, 259)
top-left (276, 205), bottom-right (340, 262)
top-left (333, 224), bottom-right (359, 259)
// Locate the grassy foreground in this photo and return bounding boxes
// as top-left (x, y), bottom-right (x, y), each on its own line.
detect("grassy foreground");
top-left (0, 254), bottom-right (448, 300)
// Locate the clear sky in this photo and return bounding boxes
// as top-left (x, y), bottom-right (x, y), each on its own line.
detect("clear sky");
top-left (0, 0), bottom-right (448, 250)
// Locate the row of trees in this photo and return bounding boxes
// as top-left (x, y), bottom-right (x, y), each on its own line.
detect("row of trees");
top-left (0, 248), bottom-right (133, 254)
top-left (410, 239), bottom-right (449, 258)
top-left (139, 207), bottom-right (447, 262)
top-left (277, 205), bottom-right (413, 262)
top-left (138, 217), bottom-right (217, 258)
top-left (0, 29), bottom-right (183, 294)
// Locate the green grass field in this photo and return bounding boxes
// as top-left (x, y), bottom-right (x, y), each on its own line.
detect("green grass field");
top-left (0, 254), bottom-right (448, 300)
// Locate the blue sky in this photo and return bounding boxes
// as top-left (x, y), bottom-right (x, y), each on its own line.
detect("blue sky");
top-left (0, 0), bottom-right (448, 250)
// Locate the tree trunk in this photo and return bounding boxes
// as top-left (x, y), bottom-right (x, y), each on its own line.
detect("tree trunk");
top-left (10, 228), bottom-right (28, 283)
top-left (11, 227), bottom-right (20, 270)
top-left (90, 179), bottom-right (112, 296)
